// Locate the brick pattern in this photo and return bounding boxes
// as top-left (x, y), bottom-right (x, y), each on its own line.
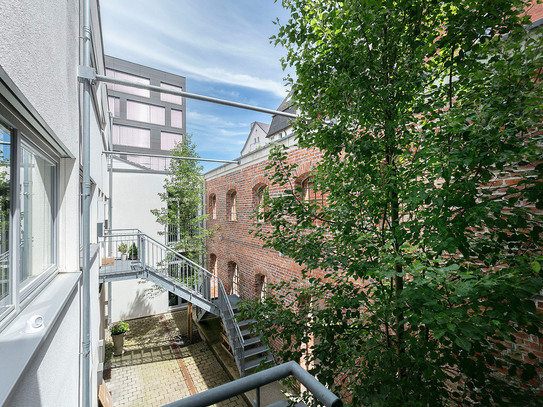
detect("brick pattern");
top-left (105, 311), bottom-right (247, 407)
top-left (205, 3), bottom-right (543, 391)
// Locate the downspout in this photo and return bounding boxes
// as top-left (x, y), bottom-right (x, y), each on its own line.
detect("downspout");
top-left (81, 0), bottom-right (92, 406)
top-left (108, 112), bottom-right (113, 325)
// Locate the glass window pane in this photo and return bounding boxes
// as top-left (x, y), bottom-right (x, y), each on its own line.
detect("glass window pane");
top-left (112, 125), bottom-right (150, 148)
top-left (160, 132), bottom-right (182, 151)
top-left (160, 83), bottom-right (183, 104)
top-left (0, 122), bottom-right (11, 311)
top-left (150, 105), bottom-right (165, 125)
top-left (126, 100), bottom-right (150, 123)
top-left (171, 110), bottom-right (183, 129)
top-left (20, 147), bottom-right (55, 287)
top-left (126, 100), bottom-right (165, 125)
top-left (108, 97), bottom-right (120, 117)
top-left (106, 69), bottom-right (150, 97)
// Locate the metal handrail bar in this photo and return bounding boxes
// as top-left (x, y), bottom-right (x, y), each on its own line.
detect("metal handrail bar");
top-left (162, 361), bottom-right (343, 407)
top-left (101, 229), bottom-right (247, 372)
top-left (143, 234), bottom-right (246, 350)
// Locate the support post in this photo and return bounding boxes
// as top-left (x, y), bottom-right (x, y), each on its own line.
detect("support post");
top-left (81, 0), bottom-right (92, 405)
top-left (188, 302), bottom-right (193, 343)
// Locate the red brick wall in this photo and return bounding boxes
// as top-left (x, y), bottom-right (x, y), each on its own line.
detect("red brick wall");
top-left (206, 144), bottom-right (323, 302)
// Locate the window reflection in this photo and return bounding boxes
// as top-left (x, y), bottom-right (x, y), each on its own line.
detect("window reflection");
top-left (0, 122), bottom-right (10, 310)
top-left (20, 147), bottom-right (54, 287)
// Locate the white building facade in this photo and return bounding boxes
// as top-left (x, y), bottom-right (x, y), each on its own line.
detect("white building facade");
top-left (0, 0), bottom-right (110, 405)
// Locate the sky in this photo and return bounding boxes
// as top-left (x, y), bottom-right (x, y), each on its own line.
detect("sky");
top-left (100, 0), bottom-right (293, 172)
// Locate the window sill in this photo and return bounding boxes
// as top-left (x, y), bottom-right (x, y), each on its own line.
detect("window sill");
top-left (0, 272), bottom-right (81, 406)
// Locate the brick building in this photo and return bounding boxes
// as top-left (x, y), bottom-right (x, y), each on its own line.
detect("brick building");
top-left (205, 5), bottom-right (543, 389)
top-left (205, 94), bottom-right (321, 302)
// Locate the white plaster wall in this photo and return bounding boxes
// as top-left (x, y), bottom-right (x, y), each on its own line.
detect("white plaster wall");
top-left (0, 0), bottom-right (82, 273)
top-left (0, 0), bottom-right (108, 404)
top-left (9, 287), bottom-right (81, 407)
top-left (111, 166), bottom-right (174, 320)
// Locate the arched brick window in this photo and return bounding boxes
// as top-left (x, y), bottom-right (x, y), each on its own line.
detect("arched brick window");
top-left (209, 253), bottom-right (218, 298)
top-left (253, 184), bottom-right (267, 215)
top-left (300, 176), bottom-right (324, 204)
top-left (259, 274), bottom-right (268, 302)
top-left (227, 190), bottom-right (237, 221)
top-left (209, 253), bottom-right (217, 275)
top-left (209, 194), bottom-right (217, 220)
top-left (227, 261), bottom-right (240, 296)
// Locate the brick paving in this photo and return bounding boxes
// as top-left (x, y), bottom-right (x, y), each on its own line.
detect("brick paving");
top-left (105, 310), bottom-right (248, 407)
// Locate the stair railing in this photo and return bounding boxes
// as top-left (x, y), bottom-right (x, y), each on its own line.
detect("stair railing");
top-left (100, 229), bottom-right (246, 374)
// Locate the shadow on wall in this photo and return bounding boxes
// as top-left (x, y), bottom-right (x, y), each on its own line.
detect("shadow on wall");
top-left (119, 288), bottom-right (155, 321)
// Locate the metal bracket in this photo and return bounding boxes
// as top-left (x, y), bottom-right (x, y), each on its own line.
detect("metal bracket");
top-left (78, 66), bottom-right (96, 84)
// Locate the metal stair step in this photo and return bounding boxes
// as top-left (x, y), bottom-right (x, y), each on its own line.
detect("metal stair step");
top-left (243, 354), bottom-right (274, 372)
top-left (243, 336), bottom-right (262, 347)
top-left (267, 401), bottom-right (307, 407)
top-left (237, 319), bottom-right (256, 328)
top-left (243, 345), bottom-right (269, 359)
top-left (240, 328), bottom-right (252, 337)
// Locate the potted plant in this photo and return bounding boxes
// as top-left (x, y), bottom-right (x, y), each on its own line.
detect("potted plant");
top-left (110, 320), bottom-right (129, 356)
top-left (117, 242), bottom-right (128, 260)
top-left (128, 243), bottom-right (138, 260)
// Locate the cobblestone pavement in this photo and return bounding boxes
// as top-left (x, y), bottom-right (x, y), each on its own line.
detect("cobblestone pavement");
top-left (105, 310), bottom-right (247, 407)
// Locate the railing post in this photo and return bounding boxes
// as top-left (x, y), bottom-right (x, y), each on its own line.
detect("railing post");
top-left (255, 386), bottom-right (260, 407)
top-left (141, 237), bottom-right (146, 269)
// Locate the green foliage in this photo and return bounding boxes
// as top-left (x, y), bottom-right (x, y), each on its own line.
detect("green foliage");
top-left (240, 1), bottom-right (543, 406)
top-left (117, 242), bottom-right (127, 254)
top-left (110, 321), bottom-right (129, 335)
top-left (128, 243), bottom-right (138, 257)
top-left (151, 134), bottom-right (211, 262)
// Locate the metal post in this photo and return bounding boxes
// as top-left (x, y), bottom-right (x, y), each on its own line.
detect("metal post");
top-left (108, 113), bottom-right (113, 256)
top-left (255, 386), bottom-right (261, 407)
top-left (81, 0), bottom-right (92, 405)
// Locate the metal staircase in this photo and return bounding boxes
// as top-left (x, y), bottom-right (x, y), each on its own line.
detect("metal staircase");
top-left (99, 228), bottom-right (273, 376)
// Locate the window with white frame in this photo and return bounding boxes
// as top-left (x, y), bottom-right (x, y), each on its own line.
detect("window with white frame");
top-left (0, 115), bottom-right (58, 324)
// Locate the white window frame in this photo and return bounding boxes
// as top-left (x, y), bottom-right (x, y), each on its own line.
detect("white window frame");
top-left (0, 115), bottom-right (58, 328)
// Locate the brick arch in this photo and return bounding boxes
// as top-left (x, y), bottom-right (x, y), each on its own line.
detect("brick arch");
top-left (294, 161), bottom-right (315, 181)
top-left (251, 175), bottom-right (268, 190)
top-left (252, 267), bottom-right (269, 299)
top-left (226, 183), bottom-right (238, 193)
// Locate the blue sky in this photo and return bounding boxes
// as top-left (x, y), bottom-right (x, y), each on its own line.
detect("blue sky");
top-left (100, 0), bottom-right (292, 172)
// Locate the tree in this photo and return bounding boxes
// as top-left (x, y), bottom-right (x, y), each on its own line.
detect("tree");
top-left (240, 1), bottom-right (543, 405)
top-left (151, 134), bottom-right (210, 262)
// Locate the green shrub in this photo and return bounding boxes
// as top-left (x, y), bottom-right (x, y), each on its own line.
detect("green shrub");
top-left (110, 321), bottom-right (129, 335)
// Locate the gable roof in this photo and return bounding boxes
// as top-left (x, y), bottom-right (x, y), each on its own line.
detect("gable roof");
top-left (240, 121), bottom-right (270, 155)
top-left (267, 91), bottom-right (296, 137)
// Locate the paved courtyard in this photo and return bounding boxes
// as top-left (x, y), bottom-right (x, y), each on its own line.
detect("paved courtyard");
top-left (105, 310), bottom-right (248, 407)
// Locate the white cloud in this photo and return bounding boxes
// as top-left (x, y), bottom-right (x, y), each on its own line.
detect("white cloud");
top-left (101, 0), bottom-right (291, 98)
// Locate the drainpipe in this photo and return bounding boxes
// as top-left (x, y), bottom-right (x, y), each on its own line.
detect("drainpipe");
top-left (81, 0), bottom-right (92, 405)
top-left (108, 112), bottom-right (113, 324)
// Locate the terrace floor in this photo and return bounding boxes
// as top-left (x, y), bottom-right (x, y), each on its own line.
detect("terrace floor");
top-left (104, 310), bottom-right (248, 407)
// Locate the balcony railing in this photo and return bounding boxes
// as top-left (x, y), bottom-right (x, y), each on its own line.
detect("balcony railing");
top-left (163, 361), bottom-right (342, 407)
top-left (100, 228), bottom-right (247, 374)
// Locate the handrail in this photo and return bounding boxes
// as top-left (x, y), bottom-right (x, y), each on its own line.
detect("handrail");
top-left (162, 361), bottom-right (343, 407)
top-left (100, 229), bottom-right (246, 373)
